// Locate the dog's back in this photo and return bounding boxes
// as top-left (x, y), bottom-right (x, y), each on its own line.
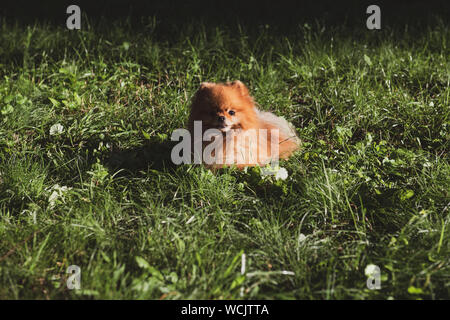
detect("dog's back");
top-left (257, 110), bottom-right (300, 159)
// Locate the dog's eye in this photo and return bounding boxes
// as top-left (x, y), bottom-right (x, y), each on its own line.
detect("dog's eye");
top-left (228, 110), bottom-right (235, 115)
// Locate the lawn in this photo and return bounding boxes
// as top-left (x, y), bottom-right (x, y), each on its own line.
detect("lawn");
top-left (0, 3), bottom-right (449, 299)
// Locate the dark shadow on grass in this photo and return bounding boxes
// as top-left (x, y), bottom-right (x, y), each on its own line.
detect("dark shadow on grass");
top-left (105, 138), bottom-right (177, 175)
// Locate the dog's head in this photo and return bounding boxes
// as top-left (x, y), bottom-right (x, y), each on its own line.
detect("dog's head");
top-left (188, 80), bottom-right (259, 132)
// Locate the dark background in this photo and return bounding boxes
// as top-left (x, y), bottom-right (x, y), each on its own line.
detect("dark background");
top-left (1, 0), bottom-right (449, 31)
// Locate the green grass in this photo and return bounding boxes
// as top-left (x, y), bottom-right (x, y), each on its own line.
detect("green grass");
top-left (0, 16), bottom-right (449, 299)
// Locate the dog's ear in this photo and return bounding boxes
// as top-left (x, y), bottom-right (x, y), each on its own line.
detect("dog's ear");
top-left (191, 82), bottom-right (213, 107)
top-left (229, 80), bottom-right (249, 96)
top-left (199, 82), bottom-right (214, 90)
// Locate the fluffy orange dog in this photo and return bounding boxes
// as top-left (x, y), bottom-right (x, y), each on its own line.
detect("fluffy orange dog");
top-left (188, 80), bottom-right (300, 169)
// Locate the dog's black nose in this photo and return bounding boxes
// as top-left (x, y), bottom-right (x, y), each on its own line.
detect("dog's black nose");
top-left (218, 116), bottom-right (225, 122)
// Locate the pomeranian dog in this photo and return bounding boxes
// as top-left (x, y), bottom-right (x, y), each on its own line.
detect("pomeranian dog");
top-left (188, 80), bottom-right (300, 169)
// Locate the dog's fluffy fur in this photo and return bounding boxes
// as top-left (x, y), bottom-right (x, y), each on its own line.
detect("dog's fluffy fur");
top-left (188, 80), bottom-right (300, 169)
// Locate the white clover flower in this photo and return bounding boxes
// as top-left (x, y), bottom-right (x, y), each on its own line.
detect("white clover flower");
top-left (260, 164), bottom-right (279, 177)
top-left (298, 233), bottom-right (306, 242)
top-left (260, 166), bottom-right (277, 177)
top-left (260, 165), bottom-right (289, 180)
top-left (48, 191), bottom-right (59, 208)
top-left (48, 184), bottom-right (72, 208)
top-left (50, 123), bottom-right (64, 135)
top-left (275, 167), bottom-right (288, 180)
